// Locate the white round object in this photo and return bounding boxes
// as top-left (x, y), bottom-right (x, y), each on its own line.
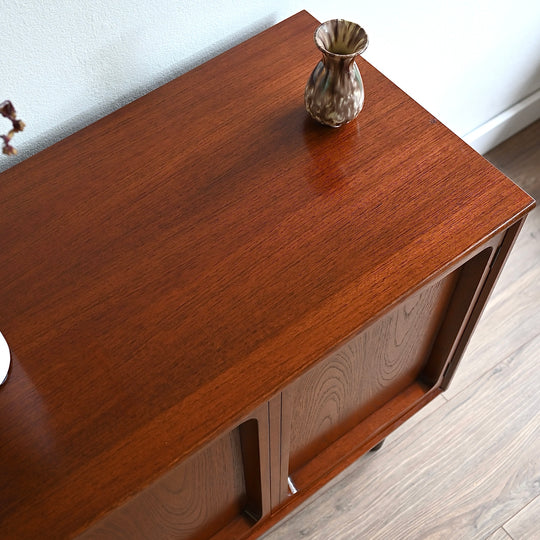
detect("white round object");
top-left (0, 331), bottom-right (10, 386)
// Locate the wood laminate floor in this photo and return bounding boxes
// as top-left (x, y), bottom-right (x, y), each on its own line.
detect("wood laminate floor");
top-left (263, 120), bottom-right (540, 540)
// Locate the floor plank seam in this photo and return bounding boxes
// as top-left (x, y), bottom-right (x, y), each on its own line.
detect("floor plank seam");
top-left (502, 525), bottom-right (515, 539)
top-left (501, 493), bottom-right (540, 537)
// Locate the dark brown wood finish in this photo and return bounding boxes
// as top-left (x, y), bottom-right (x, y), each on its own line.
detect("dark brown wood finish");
top-left (0, 11), bottom-right (534, 539)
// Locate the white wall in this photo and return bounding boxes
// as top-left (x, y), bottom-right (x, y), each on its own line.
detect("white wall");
top-left (2, 0), bottom-right (540, 172)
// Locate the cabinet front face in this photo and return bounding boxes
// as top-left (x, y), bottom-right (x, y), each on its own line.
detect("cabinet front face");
top-left (74, 235), bottom-right (509, 539)
top-left (281, 242), bottom-right (499, 496)
top-left (79, 408), bottom-right (270, 540)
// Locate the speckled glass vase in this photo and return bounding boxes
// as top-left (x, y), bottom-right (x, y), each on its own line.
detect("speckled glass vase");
top-left (305, 20), bottom-right (368, 127)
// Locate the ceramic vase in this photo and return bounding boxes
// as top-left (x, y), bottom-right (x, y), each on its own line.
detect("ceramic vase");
top-left (305, 20), bottom-right (369, 127)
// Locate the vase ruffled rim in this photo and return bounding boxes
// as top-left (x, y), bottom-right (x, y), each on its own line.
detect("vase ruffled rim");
top-left (314, 19), bottom-right (368, 59)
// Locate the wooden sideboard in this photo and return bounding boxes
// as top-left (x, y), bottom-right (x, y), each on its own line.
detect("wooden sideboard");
top-left (0, 11), bottom-right (534, 540)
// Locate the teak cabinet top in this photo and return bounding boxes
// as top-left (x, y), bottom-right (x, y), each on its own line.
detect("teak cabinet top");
top-left (0, 10), bottom-right (534, 539)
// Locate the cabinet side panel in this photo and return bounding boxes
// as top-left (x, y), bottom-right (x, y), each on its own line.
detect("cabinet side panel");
top-left (287, 270), bottom-right (459, 473)
top-left (79, 427), bottom-right (248, 540)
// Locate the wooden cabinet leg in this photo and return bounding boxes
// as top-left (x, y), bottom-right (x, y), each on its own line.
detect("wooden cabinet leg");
top-left (369, 439), bottom-right (385, 452)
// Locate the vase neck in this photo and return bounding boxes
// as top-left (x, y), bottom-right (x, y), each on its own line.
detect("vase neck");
top-left (322, 52), bottom-right (356, 70)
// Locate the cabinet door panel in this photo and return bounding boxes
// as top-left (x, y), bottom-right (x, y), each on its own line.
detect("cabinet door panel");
top-left (79, 408), bottom-right (270, 540)
top-left (285, 270), bottom-right (459, 474)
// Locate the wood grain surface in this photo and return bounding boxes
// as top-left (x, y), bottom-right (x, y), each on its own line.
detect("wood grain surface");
top-left (286, 271), bottom-right (457, 473)
top-left (80, 403), bottom-right (271, 540)
top-left (81, 426), bottom-right (248, 539)
top-left (0, 10), bottom-right (534, 539)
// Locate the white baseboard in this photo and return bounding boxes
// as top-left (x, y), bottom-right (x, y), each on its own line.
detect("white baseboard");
top-left (463, 88), bottom-right (540, 154)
